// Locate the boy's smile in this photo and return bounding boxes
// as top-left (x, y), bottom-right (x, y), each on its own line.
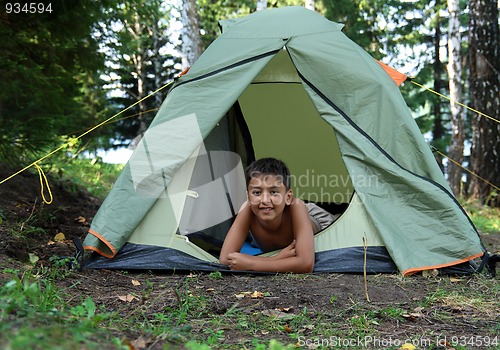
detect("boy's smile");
top-left (247, 174), bottom-right (292, 224)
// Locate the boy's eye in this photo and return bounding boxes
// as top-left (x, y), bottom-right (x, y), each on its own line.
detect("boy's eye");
top-left (252, 191), bottom-right (261, 196)
top-left (271, 190), bottom-right (279, 195)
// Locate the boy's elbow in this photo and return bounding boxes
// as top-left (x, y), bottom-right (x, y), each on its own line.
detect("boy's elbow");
top-left (219, 256), bottom-right (229, 265)
top-left (296, 258), bottom-right (314, 273)
top-left (302, 261), bottom-right (314, 273)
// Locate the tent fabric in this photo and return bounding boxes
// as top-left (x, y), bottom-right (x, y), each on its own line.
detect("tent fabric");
top-left (83, 243), bottom-right (398, 274)
top-left (83, 6), bottom-right (485, 275)
top-left (82, 244), bottom-right (476, 275)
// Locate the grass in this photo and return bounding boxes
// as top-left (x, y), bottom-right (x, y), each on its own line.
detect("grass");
top-left (0, 268), bottom-right (118, 349)
top-left (461, 198), bottom-right (500, 235)
top-left (45, 153), bottom-right (124, 200)
top-left (1, 265), bottom-right (499, 349)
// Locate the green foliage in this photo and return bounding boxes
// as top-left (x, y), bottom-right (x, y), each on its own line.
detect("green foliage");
top-left (0, 269), bottom-right (115, 349)
top-left (197, 0), bottom-right (255, 46)
top-left (0, 0), bottom-right (112, 165)
top-left (42, 147), bottom-right (124, 199)
top-left (462, 199), bottom-right (500, 234)
top-left (208, 270), bottom-right (223, 279)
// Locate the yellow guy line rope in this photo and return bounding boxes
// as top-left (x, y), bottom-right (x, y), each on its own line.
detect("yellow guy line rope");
top-left (435, 150), bottom-right (500, 192)
top-left (411, 80), bottom-right (500, 125)
top-left (0, 81), bottom-right (173, 187)
top-left (34, 163), bottom-right (53, 204)
top-left (65, 108), bottom-right (160, 136)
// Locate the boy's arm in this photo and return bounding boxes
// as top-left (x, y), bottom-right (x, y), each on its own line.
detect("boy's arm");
top-left (219, 203), bottom-right (252, 266)
top-left (226, 200), bottom-right (315, 273)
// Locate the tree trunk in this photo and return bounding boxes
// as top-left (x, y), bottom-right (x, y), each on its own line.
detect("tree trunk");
top-left (256, 0), bottom-right (267, 11)
top-left (432, 12), bottom-right (445, 172)
top-left (180, 0), bottom-right (202, 69)
top-left (305, 0), bottom-right (315, 11)
top-left (133, 13), bottom-right (148, 136)
top-left (468, 0), bottom-right (500, 206)
top-left (151, 17), bottom-right (163, 108)
top-left (446, 0), bottom-right (465, 197)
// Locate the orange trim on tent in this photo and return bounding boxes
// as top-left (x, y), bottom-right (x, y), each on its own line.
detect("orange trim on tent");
top-left (84, 229), bottom-right (117, 259)
top-left (402, 252), bottom-right (485, 276)
top-left (179, 67), bottom-right (190, 76)
top-left (83, 245), bottom-right (115, 259)
top-left (376, 61), bottom-right (408, 86)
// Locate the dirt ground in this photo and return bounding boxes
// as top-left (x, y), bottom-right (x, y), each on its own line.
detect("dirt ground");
top-left (0, 166), bottom-right (499, 349)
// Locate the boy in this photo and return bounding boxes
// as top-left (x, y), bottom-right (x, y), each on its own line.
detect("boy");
top-left (219, 158), bottom-right (336, 273)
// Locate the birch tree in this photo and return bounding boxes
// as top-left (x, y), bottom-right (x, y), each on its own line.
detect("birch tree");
top-left (446, 0), bottom-right (465, 196)
top-left (102, 1), bottom-right (180, 146)
top-left (256, 0), bottom-right (267, 11)
top-left (180, 0), bottom-right (203, 68)
top-left (468, 0), bottom-right (500, 206)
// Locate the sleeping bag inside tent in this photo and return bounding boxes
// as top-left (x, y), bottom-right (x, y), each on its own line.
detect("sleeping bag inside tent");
top-left (82, 6), bottom-right (486, 275)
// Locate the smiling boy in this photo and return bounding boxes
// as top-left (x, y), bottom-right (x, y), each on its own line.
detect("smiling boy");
top-left (219, 158), bottom-right (335, 273)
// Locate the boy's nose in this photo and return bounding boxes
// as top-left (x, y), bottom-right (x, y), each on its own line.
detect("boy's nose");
top-left (261, 193), bottom-right (272, 203)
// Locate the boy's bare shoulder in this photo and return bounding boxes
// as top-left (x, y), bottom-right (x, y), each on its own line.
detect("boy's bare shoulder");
top-left (289, 198), bottom-right (307, 209)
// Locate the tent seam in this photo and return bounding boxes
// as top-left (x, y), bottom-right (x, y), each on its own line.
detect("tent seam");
top-left (171, 49), bottom-right (282, 91)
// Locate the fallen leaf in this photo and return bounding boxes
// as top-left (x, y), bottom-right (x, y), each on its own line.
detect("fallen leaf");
top-left (278, 306), bottom-right (293, 312)
top-left (131, 279), bottom-right (141, 286)
top-left (402, 311), bottom-right (422, 321)
top-left (54, 232), bottom-right (66, 242)
top-left (130, 336), bottom-right (149, 348)
top-left (75, 216), bottom-right (87, 224)
top-left (436, 338), bottom-right (450, 347)
top-left (399, 344), bottom-right (416, 350)
top-left (29, 253), bottom-right (39, 264)
top-left (234, 291), bottom-right (251, 299)
top-left (283, 325), bottom-right (293, 333)
top-left (118, 294), bottom-right (137, 302)
top-left (261, 309), bottom-right (295, 320)
top-left (449, 277), bottom-right (462, 282)
top-left (251, 291), bottom-right (265, 299)
top-left (205, 288), bottom-right (215, 292)
top-left (405, 306), bottom-right (424, 319)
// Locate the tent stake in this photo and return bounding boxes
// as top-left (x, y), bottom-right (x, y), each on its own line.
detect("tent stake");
top-left (363, 236), bottom-right (371, 303)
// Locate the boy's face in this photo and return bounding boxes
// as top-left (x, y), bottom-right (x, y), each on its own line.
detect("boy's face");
top-left (247, 174), bottom-right (292, 222)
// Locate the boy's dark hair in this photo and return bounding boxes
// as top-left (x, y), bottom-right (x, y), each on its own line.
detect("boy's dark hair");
top-left (245, 158), bottom-right (291, 190)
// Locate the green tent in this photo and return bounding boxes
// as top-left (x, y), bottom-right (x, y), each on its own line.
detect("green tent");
top-left (83, 6), bottom-right (485, 275)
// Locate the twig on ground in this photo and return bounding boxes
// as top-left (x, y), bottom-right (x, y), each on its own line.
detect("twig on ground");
top-left (363, 236), bottom-right (371, 303)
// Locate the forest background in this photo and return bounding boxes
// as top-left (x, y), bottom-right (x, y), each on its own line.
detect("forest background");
top-left (0, 0), bottom-right (499, 206)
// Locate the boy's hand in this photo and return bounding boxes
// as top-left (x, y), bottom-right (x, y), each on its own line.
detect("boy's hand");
top-left (227, 252), bottom-right (252, 270)
top-left (275, 240), bottom-right (296, 259)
